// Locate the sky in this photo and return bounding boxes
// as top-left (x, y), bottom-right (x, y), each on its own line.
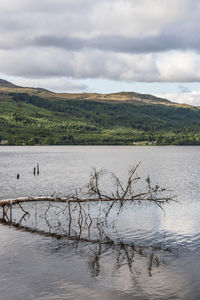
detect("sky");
top-left (1, 0), bottom-right (200, 105)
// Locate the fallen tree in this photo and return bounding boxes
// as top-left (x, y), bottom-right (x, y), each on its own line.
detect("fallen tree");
top-left (0, 164), bottom-right (177, 278)
top-left (0, 163), bottom-right (176, 224)
top-left (0, 163), bottom-right (176, 204)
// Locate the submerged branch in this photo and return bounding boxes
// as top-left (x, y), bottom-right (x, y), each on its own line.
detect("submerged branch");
top-left (0, 164), bottom-right (176, 220)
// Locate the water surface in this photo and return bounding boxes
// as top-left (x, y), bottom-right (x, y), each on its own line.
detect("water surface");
top-left (0, 146), bottom-right (200, 300)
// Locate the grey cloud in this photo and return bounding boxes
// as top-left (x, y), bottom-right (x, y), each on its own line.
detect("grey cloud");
top-left (2, 32), bottom-right (200, 54)
top-left (33, 36), bottom-right (85, 51)
top-left (0, 17), bottom-right (28, 32)
top-left (0, 0), bottom-right (200, 55)
top-left (74, 33), bottom-right (200, 53)
top-left (0, 47), bottom-right (159, 81)
top-left (0, 0), bottom-right (200, 84)
top-left (1, 45), bottom-right (200, 83)
top-left (0, 0), bottom-right (93, 13)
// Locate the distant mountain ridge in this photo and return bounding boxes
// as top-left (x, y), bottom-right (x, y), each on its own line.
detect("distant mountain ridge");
top-left (0, 78), bottom-right (172, 105)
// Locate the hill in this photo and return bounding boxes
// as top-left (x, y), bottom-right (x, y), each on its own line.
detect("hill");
top-left (0, 80), bottom-right (173, 105)
top-left (0, 79), bottom-right (19, 88)
top-left (0, 79), bottom-right (200, 145)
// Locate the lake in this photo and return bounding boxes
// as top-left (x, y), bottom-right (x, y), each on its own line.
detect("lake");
top-left (0, 146), bottom-right (200, 300)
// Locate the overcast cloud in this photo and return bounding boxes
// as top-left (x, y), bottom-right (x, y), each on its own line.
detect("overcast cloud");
top-left (1, 0), bottom-right (200, 104)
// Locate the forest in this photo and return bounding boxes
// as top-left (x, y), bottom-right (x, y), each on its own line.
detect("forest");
top-left (0, 92), bottom-right (200, 145)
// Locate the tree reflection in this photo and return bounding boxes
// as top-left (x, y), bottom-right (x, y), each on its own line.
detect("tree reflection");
top-left (0, 200), bottom-right (174, 280)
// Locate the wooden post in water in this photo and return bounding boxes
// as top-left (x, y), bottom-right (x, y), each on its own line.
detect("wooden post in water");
top-left (68, 202), bottom-right (72, 236)
top-left (2, 205), bottom-right (5, 220)
top-left (9, 204), bottom-right (12, 223)
top-left (2, 205), bottom-right (9, 222)
top-left (37, 163), bottom-right (39, 175)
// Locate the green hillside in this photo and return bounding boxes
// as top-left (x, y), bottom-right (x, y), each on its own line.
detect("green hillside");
top-left (0, 82), bottom-right (200, 145)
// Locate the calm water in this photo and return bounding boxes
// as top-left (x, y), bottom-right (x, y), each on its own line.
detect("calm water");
top-left (0, 146), bottom-right (200, 300)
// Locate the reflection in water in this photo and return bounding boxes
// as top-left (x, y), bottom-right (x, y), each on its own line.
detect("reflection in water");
top-left (0, 201), bottom-right (174, 282)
